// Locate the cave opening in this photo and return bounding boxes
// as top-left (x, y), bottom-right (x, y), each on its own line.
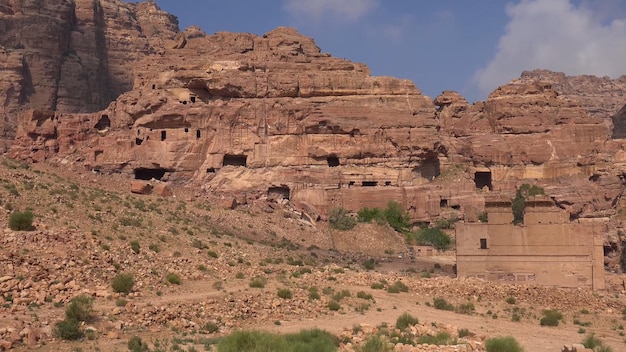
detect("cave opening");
top-left (327, 156), bottom-right (340, 167)
top-left (135, 138), bottom-right (143, 146)
top-left (223, 154), bottom-right (248, 167)
top-left (474, 171), bottom-right (493, 190)
top-left (94, 115), bottom-right (111, 131)
top-left (413, 156), bottom-right (441, 181)
top-left (362, 181), bottom-right (378, 187)
top-left (440, 199), bottom-right (448, 208)
top-left (268, 186), bottom-right (290, 200)
top-left (134, 168), bottom-right (168, 181)
top-left (161, 131), bottom-right (167, 141)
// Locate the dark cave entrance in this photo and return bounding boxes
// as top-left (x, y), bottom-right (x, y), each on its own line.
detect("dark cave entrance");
top-left (94, 115), bottom-right (111, 131)
top-left (474, 171), bottom-right (493, 191)
top-left (223, 154), bottom-right (248, 167)
top-left (327, 156), bottom-right (340, 167)
top-left (134, 168), bottom-right (168, 181)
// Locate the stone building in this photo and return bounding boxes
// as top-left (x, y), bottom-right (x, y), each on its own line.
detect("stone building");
top-left (455, 195), bottom-right (605, 290)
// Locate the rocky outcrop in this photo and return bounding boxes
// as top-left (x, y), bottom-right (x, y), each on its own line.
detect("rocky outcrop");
top-left (0, 0), bottom-right (179, 150)
top-left (9, 23), bottom-right (626, 227)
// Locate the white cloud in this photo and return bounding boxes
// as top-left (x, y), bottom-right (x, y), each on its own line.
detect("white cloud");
top-left (474, 0), bottom-right (626, 95)
top-left (283, 0), bottom-right (378, 22)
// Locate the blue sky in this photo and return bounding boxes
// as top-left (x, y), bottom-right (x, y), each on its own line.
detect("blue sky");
top-left (151, 0), bottom-right (626, 103)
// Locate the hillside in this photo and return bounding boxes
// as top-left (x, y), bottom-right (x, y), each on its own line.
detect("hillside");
top-left (0, 157), bottom-right (624, 351)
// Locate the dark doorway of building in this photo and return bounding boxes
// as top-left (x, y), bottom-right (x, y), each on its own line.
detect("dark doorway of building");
top-left (475, 171), bottom-right (493, 190)
top-left (134, 168), bottom-right (168, 181)
top-left (223, 155), bottom-right (248, 167)
top-left (161, 131), bottom-right (167, 141)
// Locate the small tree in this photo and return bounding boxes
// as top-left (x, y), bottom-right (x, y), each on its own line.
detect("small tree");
top-left (383, 201), bottom-right (410, 232)
top-left (8, 210), bottom-right (34, 231)
top-left (328, 207), bottom-right (356, 230)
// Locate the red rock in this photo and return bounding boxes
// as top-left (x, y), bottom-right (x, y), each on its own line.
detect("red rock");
top-left (131, 181), bottom-right (152, 195)
top-left (154, 183), bottom-right (173, 197)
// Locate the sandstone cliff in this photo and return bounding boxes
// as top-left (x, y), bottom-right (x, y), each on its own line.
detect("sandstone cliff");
top-left (0, 0), bottom-right (179, 149)
top-left (5, 2), bottom-right (626, 259)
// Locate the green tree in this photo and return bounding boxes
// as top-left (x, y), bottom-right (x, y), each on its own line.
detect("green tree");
top-left (383, 201), bottom-right (410, 232)
top-left (328, 207), bottom-right (356, 230)
top-left (8, 210), bottom-right (34, 231)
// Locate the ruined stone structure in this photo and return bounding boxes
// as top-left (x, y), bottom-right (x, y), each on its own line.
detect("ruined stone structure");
top-left (456, 196), bottom-right (606, 290)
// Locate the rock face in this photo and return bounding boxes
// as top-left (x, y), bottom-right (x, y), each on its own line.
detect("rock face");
top-left (0, 0), bottom-right (179, 150)
top-left (5, 2), bottom-right (626, 269)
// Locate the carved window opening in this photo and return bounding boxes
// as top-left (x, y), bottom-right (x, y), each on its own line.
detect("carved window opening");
top-left (327, 156), bottom-right (340, 167)
top-left (196, 130), bottom-right (201, 139)
top-left (348, 181), bottom-right (355, 187)
top-left (134, 168), bottom-right (167, 181)
top-left (362, 181), bottom-right (378, 187)
top-left (135, 138), bottom-right (143, 146)
top-left (268, 186), bottom-right (290, 201)
top-left (182, 101), bottom-right (187, 105)
top-left (223, 154), bottom-right (247, 167)
top-left (207, 168), bottom-right (216, 173)
top-left (451, 205), bottom-right (461, 210)
top-left (385, 181), bottom-right (392, 186)
top-left (152, 84), bottom-right (156, 90)
top-left (190, 96), bottom-right (196, 103)
top-left (474, 171), bottom-right (492, 190)
top-left (480, 238), bottom-right (488, 249)
top-left (161, 131), bottom-right (167, 141)
top-left (440, 199), bottom-right (448, 208)
top-left (94, 150), bottom-right (103, 161)
top-left (184, 128), bottom-right (189, 133)
top-left (94, 115), bottom-right (111, 131)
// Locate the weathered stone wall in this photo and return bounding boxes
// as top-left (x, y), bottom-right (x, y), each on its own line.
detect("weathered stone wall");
top-left (456, 206), bottom-right (606, 290)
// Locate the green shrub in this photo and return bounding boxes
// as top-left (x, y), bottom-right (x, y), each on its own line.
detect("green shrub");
top-left (478, 211), bottom-right (488, 223)
top-left (363, 259), bottom-right (376, 270)
top-left (165, 272), bottom-right (181, 285)
top-left (540, 309), bottom-right (563, 327)
top-left (208, 250), bottom-right (219, 258)
top-left (65, 294), bottom-right (95, 323)
top-left (359, 334), bottom-right (390, 352)
top-left (235, 272), bottom-right (245, 279)
top-left (148, 243), bottom-right (160, 253)
top-left (217, 329), bottom-right (338, 352)
top-left (112, 273), bottom-right (135, 294)
top-left (371, 282), bottom-right (385, 290)
top-left (115, 298), bottom-right (127, 307)
top-left (458, 328), bottom-right (470, 338)
top-left (128, 335), bottom-right (149, 352)
top-left (308, 287), bottom-right (320, 301)
top-left (203, 322), bottom-right (219, 333)
top-left (395, 312), bottom-right (419, 330)
top-left (582, 332), bottom-right (603, 349)
top-left (433, 297), bottom-right (455, 311)
top-left (130, 240), bottom-right (140, 254)
top-left (277, 288), bottom-right (293, 299)
top-left (386, 281), bottom-right (409, 294)
top-left (356, 291), bottom-right (373, 300)
top-left (8, 210), bottom-right (34, 231)
top-left (54, 318), bottom-right (82, 340)
top-left (414, 227), bottom-right (451, 251)
top-left (506, 296), bottom-right (517, 305)
top-left (327, 301), bottom-right (341, 311)
top-left (485, 336), bottom-right (524, 352)
top-left (383, 201), bottom-right (410, 232)
top-left (457, 302), bottom-right (475, 315)
top-left (357, 207), bottom-right (384, 223)
top-left (417, 332), bottom-right (456, 345)
top-left (249, 277), bottom-right (267, 288)
top-left (328, 207), bottom-right (356, 230)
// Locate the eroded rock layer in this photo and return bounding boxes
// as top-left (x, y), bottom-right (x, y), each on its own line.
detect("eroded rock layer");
top-left (0, 0), bottom-right (179, 149)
